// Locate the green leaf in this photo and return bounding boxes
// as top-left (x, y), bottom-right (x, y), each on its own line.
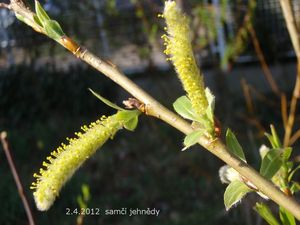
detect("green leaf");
top-left (265, 125), bottom-right (282, 149)
top-left (15, 13), bottom-right (25, 23)
top-left (89, 88), bottom-right (124, 111)
top-left (183, 130), bottom-right (203, 151)
top-left (270, 125), bottom-right (282, 148)
top-left (290, 182), bottom-right (300, 194)
top-left (81, 184), bottom-right (90, 202)
top-left (76, 196), bottom-right (87, 209)
top-left (279, 206), bottom-right (296, 225)
top-left (288, 165), bottom-right (300, 182)
top-left (260, 149), bottom-right (283, 179)
top-left (205, 88), bottom-right (215, 123)
top-left (254, 203), bottom-right (281, 225)
top-left (43, 20), bottom-right (65, 40)
top-left (124, 116), bottom-right (139, 131)
top-left (116, 110), bottom-right (140, 131)
top-left (173, 96), bottom-right (199, 121)
top-left (33, 14), bottom-right (43, 27)
top-left (282, 147), bottom-right (292, 162)
top-left (265, 133), bottom-right (277, 149)
top-left (35, 0), bottom-right (51, 24)
top-left (226, 129), bottom-right (246, 162)
top-left (224, 180), bottom-right (252, 210)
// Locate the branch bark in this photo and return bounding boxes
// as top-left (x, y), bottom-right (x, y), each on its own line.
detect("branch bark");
top-left (5, 0), bottom-right (300, 220)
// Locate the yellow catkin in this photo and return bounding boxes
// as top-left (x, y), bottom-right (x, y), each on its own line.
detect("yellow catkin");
top-left (31, 113), bottom-right (123, 211)
top-left (163, 1), bottom-right (208, 116)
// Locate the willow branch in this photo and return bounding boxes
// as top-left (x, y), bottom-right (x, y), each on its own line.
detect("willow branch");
top-left (6, 0), bottom-right (300, 219)
top-left (0, 132), bottom-right (36, 225)
top-left (279, 0), bottom-right (300, 147)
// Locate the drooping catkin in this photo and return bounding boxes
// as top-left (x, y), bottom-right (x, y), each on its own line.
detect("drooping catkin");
top-left (31, 113), bottom-right (123, 211)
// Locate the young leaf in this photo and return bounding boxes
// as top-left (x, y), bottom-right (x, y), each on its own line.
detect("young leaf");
top-left (123, 116), bottom-right (139, 131)
top-left (205, 88), bottom-right (215, 122)
top-left (76, 196), bottom-right (87, 209)
top-left (260, 149), bottom-right (283, 179)
top-left (282, 147), bottom-right (292, 162)
top-left (265, 133), bottom-right (277, 149)
top-left (173, 96), bottom-right (199, 121)
top-left (89, 88), bottom-right (124, 111)
top-left (43, 20), bottom-right (65, 40)
top-left (279, 206), bottom-right (296, 225)
top-left (226, 129), bottom-right (246, 162)
top-left (81, 184), bottom-right (90, 202)
top-left (35, 1), bottom-right (51, 24)
top-left (265, 125), bottom-right (282, 149)
top-left (33, 14), bottom-right (43, 27)
top-left (254, 203), bottom-right (281, 225)
top-left (116, 110), bottom-right (140, 131)
top-left (270, 125), bottom-right (282, 148)
top-left (290, 182), bottom-right (300, 194)
top-left (288, 165), bottom-right (300, 182)
top-left (183, 130), bottom-right (203, 151)
top-left (15, 13), bottom-right (25, 23)
top-left (224, 180), bottom-right (252, 210)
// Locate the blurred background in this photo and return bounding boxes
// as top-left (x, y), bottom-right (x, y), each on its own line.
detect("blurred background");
top-left (0, 0), bottom-right (300, 224)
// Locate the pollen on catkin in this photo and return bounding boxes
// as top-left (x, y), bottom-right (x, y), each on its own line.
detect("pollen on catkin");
top-left (30, 113), bottom-right (123, 211)
top-left (162, 1), bottom-right (208, 116)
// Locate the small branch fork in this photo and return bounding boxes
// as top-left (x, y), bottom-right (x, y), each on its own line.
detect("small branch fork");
top-left (0, 132), bottom-right (36, 225)
top-left (3, 0), bottom-right (300, 220)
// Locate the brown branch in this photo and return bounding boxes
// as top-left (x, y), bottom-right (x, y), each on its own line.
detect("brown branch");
top-left (6, 0), bottom-right (300, 219)
top-left (241, 79), bottom-right (254, 114)
top-left (279, 0), bottom-right (300, 147)
top-left (0, 132), bottom-right (36, 225)
top-left (289, 129), bottom-right (300, 146)
top-left (284, 63), bottom-right (300, 146)
top-left (281, 93), bottom-right (288, 129)
top-left (0, 3), bottom-right (11, 9)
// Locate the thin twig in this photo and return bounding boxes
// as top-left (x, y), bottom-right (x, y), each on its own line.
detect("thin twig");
top-left (0, 132), bottom-right (36, 225)
top-left (281, 94), bottom-right (288, 129)
top-left (240, 79), bottom-right (266, 137)
top-left (279, 0), bottom-right (300, 147)
top-left (241, 79), bottom-right (254, 114)
top-left (284, 63), bottom-right (300, 146)
top-left (247, 24), bottom-right (281, 96)
top-left (6, 0), bottom-right (300, 219)
top-left (0, 3), bottom-right (11, 9)
top-left (289, 129), bottom-right (300, 146)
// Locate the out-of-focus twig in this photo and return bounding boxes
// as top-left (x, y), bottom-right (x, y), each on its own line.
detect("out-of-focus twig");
top-left (240, 79), bottom-right (266, 137)
top-left (289, 129), bottom-right (300, 146)
top-left (279, 0), bottom-right (300, 59)
top-left (241, 79), bottom-right (254, 114)
top-left (284, 63), bottom-right (300, 146)
top-left (281, 94), bottom-right (288, 129)
top-left (0, 132), bottom-right (36, 225)
top-left (279, 0), bottom-right (300, 147)
top-left (247, 24), bottom-right (281, 96)
top-left (0, 3), bottom-right (11, 9)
